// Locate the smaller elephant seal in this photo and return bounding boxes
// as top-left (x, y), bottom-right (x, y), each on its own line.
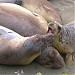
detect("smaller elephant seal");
top-left (48, 21), bottom-right (75, 64)
top-left (21, 0), bottom-right (62, 24)
top-left (0, 25), bottom-right (54, 65)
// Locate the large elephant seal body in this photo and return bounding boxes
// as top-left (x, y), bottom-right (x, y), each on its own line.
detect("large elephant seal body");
top-left (0, 26), bottom-right (64, 68)
top-left (0, 3), bottom-right (48, 36)
top-left (0, 3), bottom-right (65, 68)
top-left (48, 21), bottom-right (75, 64)
top-left (22, 0), bottom-right (62, 24)
top-left (0, 25), bottom-right (54, 65)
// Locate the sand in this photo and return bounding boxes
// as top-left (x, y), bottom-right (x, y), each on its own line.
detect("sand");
top-left (50, 0), bottom-right (74, 25)
top-left (0, 0), bottom-right (75, 75)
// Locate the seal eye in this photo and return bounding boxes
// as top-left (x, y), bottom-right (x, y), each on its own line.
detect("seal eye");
top-left (58, 25), bottom-right (61, 30)
top-left (58, 25), bottom-right (61, 33)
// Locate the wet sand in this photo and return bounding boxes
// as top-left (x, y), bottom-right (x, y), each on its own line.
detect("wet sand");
top-left (0, 0), bottom-right (75, 75)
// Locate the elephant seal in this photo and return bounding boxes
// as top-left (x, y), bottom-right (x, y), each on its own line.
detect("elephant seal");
top-left (0, 3), bottom-right (48, 36)
top-left (21, 0), bottom-right (62, 24)
top-left (0, 25), bottom-right (54, 65)
top-left (0, 3), bottom-right (65, 68)
top-left (48, 21), bottom-right (75, 64)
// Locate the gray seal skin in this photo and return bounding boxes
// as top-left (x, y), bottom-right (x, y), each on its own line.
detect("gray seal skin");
top-left (48, 21), bottom-right (75, 64)
top-left (0, 3), bottom-right (65, 68)
top-left (0, 25), bottom-right (54, 65)
top-left (21, 0), bottom-right (62, 24)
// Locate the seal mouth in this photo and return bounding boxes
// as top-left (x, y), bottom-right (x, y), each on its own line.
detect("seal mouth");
top-left (47, 27), bottom-right (53, 33)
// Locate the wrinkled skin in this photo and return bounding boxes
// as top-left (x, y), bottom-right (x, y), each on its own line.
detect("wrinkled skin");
top-left (0, 25), bottom-right (54, 65)
top-left (21, 0), bottom-right (62, 24)
top-left (48, 21), bottom-right (75, 64)
top-left (0, 3), bottom-right (65, 68)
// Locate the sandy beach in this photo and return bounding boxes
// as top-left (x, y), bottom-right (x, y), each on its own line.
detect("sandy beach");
top-left (0, 0), bottom-right (75, 75)
top-left (50, 0), bottom-right (74, 24)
